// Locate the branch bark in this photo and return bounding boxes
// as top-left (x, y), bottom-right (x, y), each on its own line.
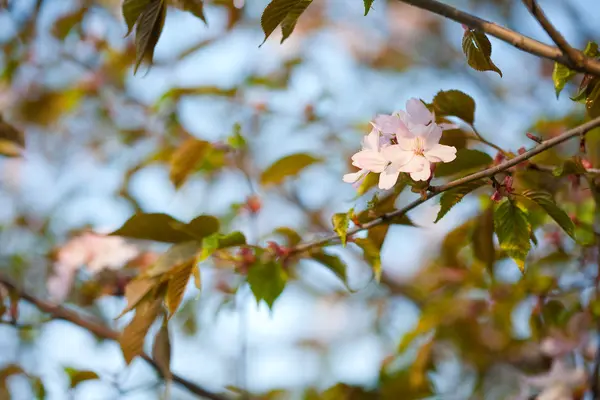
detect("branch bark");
top-left (291, 116), bottom-right (600, 254)
top-left (397, 0), bottom-right (600, 76)
top-left (0, 275), bottom-right (228, 400)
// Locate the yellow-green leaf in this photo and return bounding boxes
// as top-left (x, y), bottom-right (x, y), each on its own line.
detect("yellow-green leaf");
top-left (261, 0), bottom-right (312, 44)
top-left (169, 138), bottom-right (211, 188)
top-left (64, 368), bottom-right (99, 389)
top-left (260, 153), bottom-right (321, 186)
top-left (119, 296), bottom-right (162, 364)
top-left (433, 90), bottom-right (476, 125)
top-left (166, 261), bottom-right (194, 317)
top-left (146, 241), bottom-right (202, 277)
top-left (184, 215), bottom-right (220, 240)
top-left (462, 29), bottom-right (502, 77)
top-left (134, 0), bottom-right (166, 73)
top-left (354, 238), bottom-right (382, 282)
top-left (553, 63), bottom-right (576, 98)
top-left (435, 179), bottom-right (486, 222)
top-left (493, 199), bottom-right (531, 272)
top-left (310, 251), bottom-right (349, 289)
top-left (247, 261), bottom-right (287, 309)
top-left (332, 210), bottom-right (352, 247)
top-left (521, 190), bottom-right (576, 240)
top-left (273, 227), bottom-right (302, 246)
top-left (434, 149), bottom-right (492, 178)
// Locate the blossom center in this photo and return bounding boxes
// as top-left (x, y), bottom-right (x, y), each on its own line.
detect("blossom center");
top-left (412, 137), bottom-right (425, 156)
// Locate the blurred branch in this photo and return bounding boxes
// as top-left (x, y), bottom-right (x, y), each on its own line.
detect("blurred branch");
top-left (290, 116), bottom-right (600, 254)
top-left (588, 172), bottom-right (600, 397)
top-left (520, 0), bottom-right (582, 68)
top-left (0, 274), bottom-right (228, 400)
top-left (397, 0), bottom-right (600, 75)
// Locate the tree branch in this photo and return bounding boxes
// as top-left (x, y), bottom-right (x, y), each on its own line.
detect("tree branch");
top-left (291, 116), bottom-right (600, 255)
top-left (521, 0), bottom-right (582, 68)
top-left (0, 275), bottom-right (228, 400)
top-left (397, 0), bottom-right (600, 76)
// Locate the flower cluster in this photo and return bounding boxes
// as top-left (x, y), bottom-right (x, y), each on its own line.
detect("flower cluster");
top-left (343, 98), bottom-right (457, 190)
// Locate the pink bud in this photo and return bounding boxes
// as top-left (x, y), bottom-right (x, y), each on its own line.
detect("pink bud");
top-left (582, 159), bottom-right (593, 170)
top-left (490, 191), bottom-right (503, 202)
top-left (526, 132), bottom-right (542, 144)
top-left (503, 175), bottom-right (514, 193)
top-left (493, 152), bottom-right (505, 165)
top-left (517, 147), bottom-right (526, 155)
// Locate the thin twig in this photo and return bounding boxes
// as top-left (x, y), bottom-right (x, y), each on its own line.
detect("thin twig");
top-left (521, 0), bottom-right (582, 68)
top-left (291, 116), bottom-right (600, 255)
top-left (468, 124), bottom-right (506, 155)
top-left (0, 275), bottom-right (228, 400)
top-left (397, 0), bottom-right (600, 76)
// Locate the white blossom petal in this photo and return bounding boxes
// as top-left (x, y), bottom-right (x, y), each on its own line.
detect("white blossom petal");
top-left (406, 98), bottom-right (433, 125)
top-left (351, 149), bottom-right (388, 173)
top-left (424, 144), bottom-right (457, 163)
top-left (424, 124), bottom-right (442, 149)
top-left (407, 157), bottom-right (431, 181)
top-left (343, 169), bottom-right (367, 183)
top-left (379, 167), bottom-right (401, 190)
top-left (381, 144), bottom-right (413, 167)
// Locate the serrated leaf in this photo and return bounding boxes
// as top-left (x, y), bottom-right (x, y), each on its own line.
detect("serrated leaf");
top-left (247, 261), bottom-right (287, 309)
top-left (435, 149), bottom-right (492, 178)
top-left (332, 210), bottom-right (351, 247)
top-left (110, 213), bottom-right (194, 243)
top-left (123, 0), bottom-right (152, 36)
top-left (117, 277), bottom-right (158, 319)
top-left (493, 200), bottom-right (531, 272)
top-left (521, 190), bottom-right (575, 240)
top-left (433, 90), bottom-right (476, 125)
top-left (119, 296), bottom-right (162, 364)
top-left (169, 138), bottom-right (211, 188)
top-left (310, 251), bottom-right (349, 289)
top-left (152, 318), bottom-right (171, 381)
top-left (354, 238), bottom-right (381, 282)
top-left (363, 0), bottom-right (374, 15)
top-left (260, 153), bottom-right (321, 186)
top-left (146, 241), bottom-right (201, 277)
top-left (472, 207), bottom-right (495, 274)
top-left (462, 29), bottom-right (502, 77)
top-left (260, 0), bottom-right (312, 44)
top-left (166, 261), bottom-right (194, 317)
top-left (435, 180), bottom-right (486, 222)
top-left (170, 0), bottom-right (206, 23)
top-left (0, 114), bottom-right (24, 157)
top-left (64, 368), bottom-right (99, 389)
top-left (134, 0), bottom-right (166, 73)
top-left (553, 63), bottom-right (576, 98)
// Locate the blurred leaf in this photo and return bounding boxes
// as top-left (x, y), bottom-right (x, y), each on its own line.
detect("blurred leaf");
top-left (587, 81), bottom-right (600, 118)
top-left (310, 251), bottom-right (349, 289)
top-left (261, 0), bottom-right (312, 44)
top-left (111, 213), bottom-right (195, 243)
top-left (227, 123), bottom-right (246, 150)
top-left (52, 8), bottom-right (85, 39)
top-left (587, 126), bottom-right (600, 167)
top-left (274, 227), bottom-right (302, 246)
top-left (435, 179), bottom-right (486, 222)
top-left (521, 190), bottom-right (575, 239)
top-left (146, 241), bottom-right (201, 277)
top-left (409, 339), bottom-right (434, 390)
top-left (553, 63), bottom-right (576, 98)
top-left (552, 158), bottom-right (586, 177)
top-left (0, 115), bottom-right (24, 157)
top-left (192, 264), bottom-right (201, 290)
top-left (462, 29), bottom-right (502, 77)
top-left (260, 153), bottom-right (321, 186)
top-left (156, 87), bottom-right (238, 108)
top-left (64, 368), bottom-right (99, 389)
top-left (169, 137), bottom-right (212, 189)
top-left (17, 89), bottom-right (82, 126)
top-left (123, 0), bottom-right (152, 35)
top-left (117, 277), bottom-right (158, 318)
top-left (433, 90), bottom-right (476, 124)
top-left (439, 128), bottom-right (469, 149)
top-left (332, 210), bottom-right (352, 247)
top-left (357, 172), bottom-right (379, 196)
top-left (248, 261), bottom-right (287, 309)
top-left (170, 0), bottom-right (207, 23)
top-left (435, 149), bottom-right (492, 177)
top-left (152, 318), bottom-right (172, 381)
top-left (0, 364), bottom-right (24, 387)
top-left (166, 260), bottom-right (194, 317)
top-left (494, 199), bottom-right (531, 272)
top-left (119, 296), bottom-right (162, 364)
top-left (363, 0), bottom-right (374, 15)
top-left (199, 233), bottom-right (219, 262)
top-left (216, 231), bottom-right (246, 248)
top-left (134, 0), bottom-right (167, 73)
top-left (32, 377), bottom-right (45, 399)
top-left (472, 207), bottom-right (495, 274)
top-left (185, 215), bottom-right (221, 240)
top-left (354, 238), bottom-right (381, 282)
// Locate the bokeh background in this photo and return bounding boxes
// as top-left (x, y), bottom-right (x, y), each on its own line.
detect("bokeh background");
top-left (0, 0), bottom-right (599, 399)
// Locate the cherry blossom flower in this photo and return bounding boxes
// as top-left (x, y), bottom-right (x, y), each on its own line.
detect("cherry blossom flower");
top-left (47, 233), bottom-right (139, 302)
top-left (343, 127), bottom-right (389, 186)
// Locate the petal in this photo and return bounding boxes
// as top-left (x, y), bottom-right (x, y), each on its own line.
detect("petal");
top-left (362, 127), bottom-right (381, 151)
top-left (439, 122), bottom-right (459, 131)
top-left (379, 167), bottom-right (400, 190)
top-left (398, 155), bottom-right (425, 173)
top-left (343, 169), bottom-right (367, 183)
top-left (406, 98), bottom-right (433, 125)
top-left (424, 124), bottom-right (443, 149)
top-left (408, 158), bottom-right (431, 181)
top-left (351, 150), bottom-right (388, 172)
top-left (424, 144), bottom-right (457, 163)
top-left (395, 136), bottom-right (415, 151)
top-left (372, 115), bottom-right (402, 135)
top-left (381, 144), bottom-right (413, 166)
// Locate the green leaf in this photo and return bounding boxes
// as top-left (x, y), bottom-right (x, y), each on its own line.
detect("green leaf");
top-left (273, 227), bottom-right (302, 246)
top-left (354, 238), bottom-right (382, 282)
top-left (363, 0), bottom-right (374, 15)
top-left (584, 41), bottom-right (600, 58)
top-left (310, 251), bottom-right (349, 289)
top-left (552, 158), bottom-right (586, 177)
top-left (110, 213), bottom-right (194, 243)
top-left (146, 241), bottom-right (201, 277)
top-left (432, 90), bottom-right (476, 124)
top-left (52, 9), bottom-right (85, 40)
top-left (119, 296), bottom-right (162, 364)
top-left (553, 62), bottom-right (576, 98)
top-left (123, 0), bottom-right (152, 36)
top-left (521, 190), bottom-right (576, 240)
top-left (152, 318), bottom-right (172, 381)
top-left (472, 207), bottom-right (495, 274)
top-left (227, 123), bottom-right (246, 150)
top-left (185, 215), bottom-right (220, 240)
top-left (32, 377), bottom-right (45, 400)
top-left (435, 180), bottom-right (487, 222)
top-left (462, 29), bottom-right (502, 77)
top-left (493, 200), bottom-right (531, 272)
top-left (260, 0), bottom-right (312, 44)
top-left (0, 114), bottom-right (25, 158)
top-left (356, 172), bottom-right (378, 196)
top-left (170, 0), bottom-right (207, 24)
top-left (199, 233), bottom-right (220, 262)
top-left (260, 153), bottom-right (321, 186)
top-left (117, 277), bottom-right (158, 318)
top-left (169, 138), bottom-right (211, 188)
top-left (165, 261), bottom-right (194, 317)
top-left (587, 80), bottom-right (600, 118)
top-left (247, 261), bottom-right (287, 309)
top-left (434, 149), bottom-right (492, 178)
top-left (133, 0), bottom-right (166, 73)
top-left (332, 210), bottom-right (352, 247)
top-left (216, 231), bottom-right (246, 248)
top-left (64, 368), bottom-right (99, 389)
